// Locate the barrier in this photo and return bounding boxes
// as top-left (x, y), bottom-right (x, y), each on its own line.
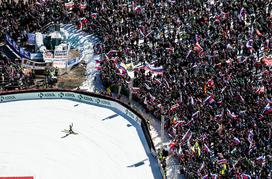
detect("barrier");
top-left (0, 89), bottom-right (162, 177)
top-left (5, 35), bottom-right (43, 60)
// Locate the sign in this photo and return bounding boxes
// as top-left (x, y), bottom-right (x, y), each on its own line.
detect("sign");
top-left (30, 53), bottom-right (43, 60)
top-left (54, 50), bottom-right (68, 58)
top-left (27, 33), bottom-right (36, 45)
top-left (0, 95), bottom-right (16, 102)
top-left (53, 60), bottom-right (66, 68)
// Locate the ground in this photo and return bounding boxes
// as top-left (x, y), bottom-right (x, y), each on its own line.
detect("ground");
top-left (57, 62), bottom-right (87, 89)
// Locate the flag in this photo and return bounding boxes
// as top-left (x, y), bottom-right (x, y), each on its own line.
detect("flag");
top-left (263, 105), bottom-right (272, 115)
top-left (240, 174), bottom-right (251, 179)
top-left (186, 50), bottom-right (192, 59)
top-left (27, 33), bottom-right (36, 45)
top-left (203, 144), bottom-right (211, 154)
top-left (190, 96), bottom-right (195, 105)
top-left (166, 47), bottom-right (174, 54)
top-left (181, 129), bottom-right (192, 145)
top-left (169, 141), bottom-right (177, 151)
top-left (172, 114), bottom-right (179, 125)
top-left (227, 109), bottom-right (239, 119)
top-left (144, 64), bottom-right (164, 74)
top-left (80, 2), bottom-right (87, 9)
top-left (256, 86), bottom-right (265, 94)
top-left (107, 50), bottom-right (118, 57)
top-left (173, 120), bottom-right (187, 128)
top-left (256, 29), bottom-right (263, 36)
top-left (91, 13), bottom-right (98, 19)
top-left (144, 83), bottom-right (151, 90)
top-left (256, 156), bottom-right (265, 164)
top-left (233, 137), bottom-right (241, 145)
top-left (95, 60), bottom-right (101, 64)
top-left (192, 111), bottom-right (200, 118)
top-left (149, 93), bottom-right (156, 102)
top-left (170, 103), bottom-right (180, 112)
top-left (238, 7), bottom-right (246, 21)
top-left (247, 130), bottom-right (254, 143)
top-left (204, 95), bottom-right (216, 106)
top-left (192, 142), bottom-right (201, 157)
top-left (135, 5), bottom-right (143, 13)
top-left (95, 66), bottom-right (102, 71)
top-left (246, 39), bottom-right (253, 48)
top-left (143, 97), bottom-right (148, 105)
top-left (207, 79), bottom-right (215, 88)
top-left (164, 78), bottom-right (170, 89)
top-left (194, 42), bottom-right (203, 52)
top-left (195, 33), bottom-right (201, 42)
top-left (167, 0), bottom-right (176, 4)
top-left (203, 174), bottom-right (218, 179)
top-left (217, 159), bottom-right (228, 165)
top-left (106, 87), bottom-right (111, 93)
top-left (130, 87), bottom-right (140, 94)
top-left (117, 63), bottom-right (128, 74)
top-left (153, 78), bottom-right (161, 85)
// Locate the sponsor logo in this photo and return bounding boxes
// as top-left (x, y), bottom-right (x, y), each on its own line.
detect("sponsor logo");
top-left (58, 92), bottom-right (75, 98)
top-left (125, 109), bottom-right (135, 119)
top-left (95, 98), bottom-right (100, 104)
top-left (38, 93), bottom-right (44, 98)
top-left (77, 94), bottom-right (93, 102)
top-left (58, 92), bottom-right (64, 98)
top-left (38, 92), bottom-right (55, 98)
top-left (0, 95), bottom-right (16, 102)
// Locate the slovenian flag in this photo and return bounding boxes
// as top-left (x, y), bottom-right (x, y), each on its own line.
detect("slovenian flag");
top-left (117, 63), bottom-right (128, 74)
top-left (204, 95), bottom-right (216, 106)
top-left (144, 64), bottom-right (164, 74)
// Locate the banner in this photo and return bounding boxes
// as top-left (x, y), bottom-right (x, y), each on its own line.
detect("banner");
top-left (54, 50), bottom-right (68, 59)
top-left (27, 33), bottom-right (36, 45)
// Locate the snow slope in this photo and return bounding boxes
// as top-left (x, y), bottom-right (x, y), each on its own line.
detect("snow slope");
top-left (0, 99), bottom-right (161, 179)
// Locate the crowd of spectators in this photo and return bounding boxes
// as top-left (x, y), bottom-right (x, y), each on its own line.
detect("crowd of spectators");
top-left (0, 53), bottom-right (34, 90)
top-left (85, 0), bottom-right (272, 178)
top-left (0, 0), bottom-right (72, 46)
top-left (0, 0), bottom-right (76, 90)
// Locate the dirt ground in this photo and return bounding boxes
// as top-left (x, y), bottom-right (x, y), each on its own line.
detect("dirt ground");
top-left (56, 62), bottom-right (86, 89)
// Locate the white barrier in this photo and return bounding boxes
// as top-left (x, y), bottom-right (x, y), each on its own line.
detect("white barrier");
top-left (0, 91), bottom-right (142, 126)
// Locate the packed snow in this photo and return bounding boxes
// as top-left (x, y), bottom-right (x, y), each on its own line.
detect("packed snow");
top-left (0, 99), bottom-right (161, 179)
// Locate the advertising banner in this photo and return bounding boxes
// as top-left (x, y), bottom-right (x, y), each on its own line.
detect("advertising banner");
top-left (27, 33), bottom-right (36, 45)
top-left (53, 60), bottom-right (66, 68)
top-left (54, 50), bottom-right (68, 59)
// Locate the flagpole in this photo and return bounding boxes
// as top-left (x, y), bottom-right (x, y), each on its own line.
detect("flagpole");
top-left (161, 114), bottom-right (165, 148)
top-left (129, 78), bottom-right (134, 106)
